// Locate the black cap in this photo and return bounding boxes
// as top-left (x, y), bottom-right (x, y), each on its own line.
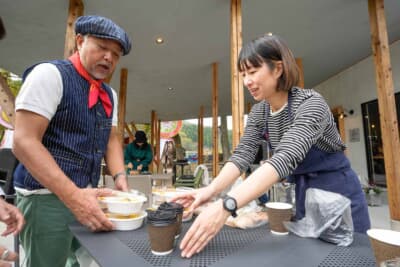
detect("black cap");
top-left (135, 131), bottom-right (147, 143)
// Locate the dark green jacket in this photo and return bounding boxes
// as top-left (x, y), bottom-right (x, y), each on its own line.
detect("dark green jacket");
top-left (124, 142), bottom-right (153, 171)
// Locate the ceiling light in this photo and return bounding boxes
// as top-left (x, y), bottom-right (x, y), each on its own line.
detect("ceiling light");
top-left (155, 37), bottom-right (164, 44)
top-left (168, 87), bottom-right (173, 91)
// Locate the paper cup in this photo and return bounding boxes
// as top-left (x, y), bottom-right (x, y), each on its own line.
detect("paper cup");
top-left (265, 202), bottom-right (293, 235)
top-left (367, 229), bottom-right (400, 266)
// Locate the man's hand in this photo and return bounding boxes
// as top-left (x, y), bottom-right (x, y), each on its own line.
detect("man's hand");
top-left (64, 188), bottom-right (114, 231)
top-left (0, 199), bottom-right (24, 236)
top-left (114, 174), bottom-right (129, 192)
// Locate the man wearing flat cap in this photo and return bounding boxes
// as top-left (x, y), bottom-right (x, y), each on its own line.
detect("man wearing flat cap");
top-left (13, 15), bottom-right (131, 267)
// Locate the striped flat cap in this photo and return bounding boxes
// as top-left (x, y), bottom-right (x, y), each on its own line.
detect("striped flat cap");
top-left (75, 15), bottom-right (131, 55)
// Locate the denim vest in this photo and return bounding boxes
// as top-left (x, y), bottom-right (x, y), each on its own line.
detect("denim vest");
top-left (14, 60), bottom-right (114, 190)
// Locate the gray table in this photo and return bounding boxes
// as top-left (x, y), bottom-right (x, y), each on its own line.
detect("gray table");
top-left (69, 221), bottom-right (376, 267)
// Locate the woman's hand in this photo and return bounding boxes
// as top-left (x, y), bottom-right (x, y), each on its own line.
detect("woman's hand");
top-left (171, 186), bottom-right (215, 217)
top-left (179, 199), bottom-right (230, 258)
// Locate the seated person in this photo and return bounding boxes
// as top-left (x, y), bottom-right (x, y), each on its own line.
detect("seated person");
top-left (124, 131), bottom-right (153, 174)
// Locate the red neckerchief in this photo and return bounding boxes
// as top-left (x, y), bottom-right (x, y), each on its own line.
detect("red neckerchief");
top-left (69, 52), bottom-right (112, 117)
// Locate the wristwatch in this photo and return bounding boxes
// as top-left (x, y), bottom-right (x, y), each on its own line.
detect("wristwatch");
top-left (222, 196), bottom-right (238, 217)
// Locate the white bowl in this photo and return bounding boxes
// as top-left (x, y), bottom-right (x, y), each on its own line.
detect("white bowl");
top-left (100, 195), bottom-right (147, 215)
top-left (107, 211), bottom-right (147, 231)
top-left (152, 191), bottom-right (177, 206)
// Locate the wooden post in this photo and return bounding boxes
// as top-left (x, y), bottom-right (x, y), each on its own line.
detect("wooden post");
top-left (64, 0), bottom-right (83, 59)
top-left (368, 0), bottom-right (400, 229)
top-left (198, 106), bottom-right (204, 164)
top-left (0, 76), bottom-right (15, 128)
top-left (117, 68), bottom-right (127, 145)
top-left (156, 119), bottom-right (161, 173)
top-left (151, 111), bottom-right (156, 149)
top-left (150, 110), bottom-right (157, 173)
top-left (331, 106), bottom-right (346, 144)
top-left (295, 58), bottom-right (304, 88)
top-left (212, 63), bottom-right (219, 176)
top-left (230, 0), bottom-right (244, 149)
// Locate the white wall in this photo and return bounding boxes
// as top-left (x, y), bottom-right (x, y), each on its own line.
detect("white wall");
top-left (315, 40), bottom-right (400, 180)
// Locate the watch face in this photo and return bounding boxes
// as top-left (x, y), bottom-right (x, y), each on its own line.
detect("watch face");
top-left (225, 198), bottom-right (236, 210)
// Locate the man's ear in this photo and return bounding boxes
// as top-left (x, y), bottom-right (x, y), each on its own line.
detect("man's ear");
top-left (75, 34), bottom-right (84, 52)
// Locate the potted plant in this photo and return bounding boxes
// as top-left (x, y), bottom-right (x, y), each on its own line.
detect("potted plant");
top-left (363, 183), bottom-right (383, 206)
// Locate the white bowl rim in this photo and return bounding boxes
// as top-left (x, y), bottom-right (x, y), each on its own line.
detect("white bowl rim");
top-left (265, 202), bottom-right (293, 210)
top-left (175, 187), bottom-right (195, 192)
top-left (107, 211), bottom-right (147, 222)
top-left (367, 228), bottom-right (400, 246)
top-left (100, 195), bottom-right (147, 204)
top-left (152, 191), bottom-right (178, 197)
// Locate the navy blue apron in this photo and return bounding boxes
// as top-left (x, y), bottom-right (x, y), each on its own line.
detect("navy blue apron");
top-left (263, 91), bottom-right (370, 233)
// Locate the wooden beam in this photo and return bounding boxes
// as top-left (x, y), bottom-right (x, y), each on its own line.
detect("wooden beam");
top-left (295, 58), bottom-right (304, 88)
top-left (150, 110), bottom-right (157, 173)
top-left (156, 119), bottom-right (161, 173)
top-left (198, 106), bottom-right (204, 164)
top-left (124, 122), bottom-right (134, 139)
top-left (0, 76), bottom-right (15, 128)
top-left (230, 0), bottom-right (244, 149)
top-left (331, 106), bottom-right (346, 145)
top-left (64, 0), bottom-right (83, 59)
top-left (129, 121), bottom-right (138, 132)
top-left (151, 110), bottom-right (156, 149)
top-left (368, 0), bottom-right (400, 227)
top-left (212, 63), bottom-right (219, 176)
top-left (117, 68), bottom-right (128, 144)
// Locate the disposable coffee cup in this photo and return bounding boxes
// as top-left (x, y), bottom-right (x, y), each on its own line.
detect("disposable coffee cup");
top-left (147, 210), bottom-right (177, 255)
top-left (367, 229), bottom-right (400, 266)
top-left (265, 202), bottom-right (293, 235)
top-left (158, 202), bottom-right (184, 238)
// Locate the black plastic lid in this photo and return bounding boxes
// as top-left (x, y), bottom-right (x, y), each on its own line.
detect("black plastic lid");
top-left (158, 202), bottom-right (184, 214)
top-left (147, 210), bottom-right (177, 226)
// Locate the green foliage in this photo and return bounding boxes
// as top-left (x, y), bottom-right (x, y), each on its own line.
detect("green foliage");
top-left (363, 185), bottom-right (382, 195)
top-left (0, 68), bottom-right (22, 96)
top-left (179, 121), bottom-right (231, 154)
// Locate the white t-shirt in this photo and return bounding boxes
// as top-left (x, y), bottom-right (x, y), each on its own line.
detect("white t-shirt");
top-left (15, 63), bottom-right (118, 126)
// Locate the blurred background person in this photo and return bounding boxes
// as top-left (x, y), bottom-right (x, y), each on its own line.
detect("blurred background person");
top-left (124, 130), bottom-right (153, 174)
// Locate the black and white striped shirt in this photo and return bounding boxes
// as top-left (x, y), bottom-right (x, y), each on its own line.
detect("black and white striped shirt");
top-left (229, 87), bottom-right (346, 179)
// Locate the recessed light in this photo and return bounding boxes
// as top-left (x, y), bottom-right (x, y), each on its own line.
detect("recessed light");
top-left (267, 32), bottom-right (273, 36)
top-left (168, 87), bottom-right (173, 91)
top-left (155, 37), bottom-right (164, 44)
